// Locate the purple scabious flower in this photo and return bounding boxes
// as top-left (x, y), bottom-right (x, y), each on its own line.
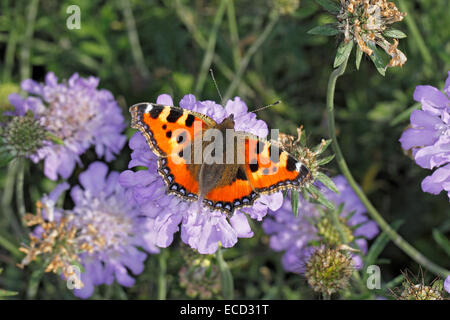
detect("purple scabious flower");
top-left (69, 162), bottom-right (159, 298)
top-left (119, 94), bottom-right (283, 254)
top-left (38, 162), bottom-right (158, 299)
top-left (399, 72), bottom-right (450, 199)
top-left (6, 72), bottom-right (126, 180)
top-left (262, 175), bottom-right (379, 274)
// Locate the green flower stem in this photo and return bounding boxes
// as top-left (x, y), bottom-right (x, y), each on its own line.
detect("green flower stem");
top-left (120, 0), bottom-right (150, 79)
top-left (194, 0), bottom-right (229, 96)
top-left (173, 0), bottom-right (255, 97)
top-left (222, 10), bottom-right (279, 102)
top-left (326, 54), bottom-right (449, 278)
top-left (398, 0), bottom-right (433, 68)
top-left (20, 0), bottom-right (38, 81)
top-left (15, 158), bottom-right (26, 221)
top-left (158, 249), bottom-right (167, 300)
top-left (227, 0), bottom-right (241, 70)
top-left (2, 27), bottom-right (17, 82)
top-left (1, 161), bottom-right (22, 236)
top-left (216, 248), bottom-right (234, 299)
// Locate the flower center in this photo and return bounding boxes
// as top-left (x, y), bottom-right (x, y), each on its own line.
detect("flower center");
top-left (435, 123), bottom-right (450, 136)
top-left (74, 195), bottom-right (134, 255)
top-left (44, 96), bottom-right (96, 141)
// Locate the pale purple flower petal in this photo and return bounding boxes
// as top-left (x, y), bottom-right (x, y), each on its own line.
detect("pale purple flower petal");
top-left (400, 72), bottom-right (450, 200)
top-left (421, 163), bottom-right (450, 197)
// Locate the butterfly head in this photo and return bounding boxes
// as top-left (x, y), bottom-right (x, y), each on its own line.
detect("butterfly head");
top-left (218, 113), bottom-right (236, 130)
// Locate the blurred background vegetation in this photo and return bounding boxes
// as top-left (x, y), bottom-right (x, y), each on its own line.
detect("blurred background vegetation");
top-left (0, 0), bottom-right (449, 299)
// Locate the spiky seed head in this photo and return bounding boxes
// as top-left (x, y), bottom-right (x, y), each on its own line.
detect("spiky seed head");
top-left (2, 113), bottom-right (47, 158)
top-left (399, 283), bottom-right (444, 300)
top-left (304, 247), bottom-right (354, 296)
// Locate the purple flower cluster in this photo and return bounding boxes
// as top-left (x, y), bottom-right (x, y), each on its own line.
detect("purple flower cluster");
top-left (399, 72), bottom-right (450, 200)
top-left (7, 72), bottom-right (126, 180)
top-left (262, 175), bottom-right (379, 274)
top-left (42, 162), bottom-right (158, 298)
top-left (119, 94), bottom-right (283, 254)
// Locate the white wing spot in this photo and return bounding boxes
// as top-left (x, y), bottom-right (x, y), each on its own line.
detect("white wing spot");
top-left (295, 162), bottom-right (302, 172)
top-left (145, 104), bottom-right (153, 113)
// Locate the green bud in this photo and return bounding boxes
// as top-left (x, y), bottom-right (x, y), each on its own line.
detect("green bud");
top-left (317, 216), bottom-right (354, 246)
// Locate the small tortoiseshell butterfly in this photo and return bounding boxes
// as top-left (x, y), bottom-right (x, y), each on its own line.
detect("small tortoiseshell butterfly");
top-left (129, 102), bottom-right (312, 214)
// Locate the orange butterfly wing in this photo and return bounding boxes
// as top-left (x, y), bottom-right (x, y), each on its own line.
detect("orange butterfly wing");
top-left (202, 167), bottom-right (259, 213)
top-left (243, 136), bottom-right (311, 194)
top-left (201, 135), bottom-right (311, 214)
top-left (130, 103), bottom-right (216, 200)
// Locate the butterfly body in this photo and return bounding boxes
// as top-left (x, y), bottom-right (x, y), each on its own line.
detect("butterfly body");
top-left (130, 102), bottom-right (311, 214)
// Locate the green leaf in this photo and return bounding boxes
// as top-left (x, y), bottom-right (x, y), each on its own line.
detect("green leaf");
top-left (390, 103), bottom-right (421, 126)
top-left (317, 154), bottom-right (335, 166)
top-left (307, 23), bottom-right (339, 36)
top-left (385, 274), bottom-right (405, 289)
top-left (291, 191), bottom-right (299, 217)
top-left (71, 260), bottom-right (85, 273)
top-left (356, 45), bottom-right (363, 70)
top-left (299, 128), bottom-right (307, 147)
top-left (316, 172), bottom-right (339, 193)
top-left (432, 229), bottom-right (450, 256)
top-left (384, 29), bottom-right (407, 39)
top-left (0, 289), bottom-right (18, 297)
top-left (367, 42), bottom-right (388, 76)
top-left (432, 279), bottom-right (444, 292)
top-left (305, 184), bottom-right (335, 210)
top-left (79, 41), bottom-right (110, 58)
top-left (315, 0), bottom-right (340, 14)
top-left (27, 267), bottom-right (45, 299)
top-left (313, 139), bottom-right (332, 154)
top-left (334, 40), bottom-right (354, 68)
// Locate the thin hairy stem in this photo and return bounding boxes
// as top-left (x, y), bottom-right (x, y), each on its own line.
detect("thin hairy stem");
top-left (194, 0), bottom-right (228, 96)
top-left (120, 0), bottom-right (150, 79)
top-left (20, 0), bottom-right (38, 81)
top-left (222, 11), bottom-right (279, 102)
top-left (173, 0), bottom-right (254, 97)
top-left (227, 0), bottom-right (241, 70)
top-left (326, 54), bottom-right (449, 278)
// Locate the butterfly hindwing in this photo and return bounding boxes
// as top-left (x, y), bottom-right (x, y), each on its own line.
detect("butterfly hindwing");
top-left (243, 135), bottom-right (311, 194)
top-left (202, 165), bottom-right (259, 213)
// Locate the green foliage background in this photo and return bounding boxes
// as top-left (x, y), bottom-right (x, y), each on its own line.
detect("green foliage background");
top-left (0, 0), bottom-right (449, 299)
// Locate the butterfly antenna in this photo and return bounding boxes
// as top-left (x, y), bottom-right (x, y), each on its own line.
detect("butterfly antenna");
top-left (252, 100), bottom-right (281, 113)
top-left (209, 68), bottom-right (223, 104)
